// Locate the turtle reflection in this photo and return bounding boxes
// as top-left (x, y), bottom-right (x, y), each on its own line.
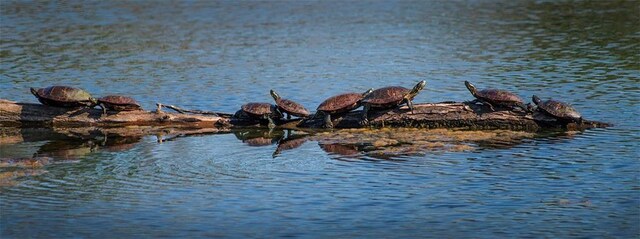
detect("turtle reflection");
top-left (96, 133), bottom-right (142, 152)
top-left (272, 130), bottom-right (310, 157)
top-left (318, 143), bottom-right (361, 157)
top-left (313, 128), bottom-right (537, 160)
top-left (35, 138), bottom-right (97, 160)
top-left (233, 128), bottom-right (284, 147)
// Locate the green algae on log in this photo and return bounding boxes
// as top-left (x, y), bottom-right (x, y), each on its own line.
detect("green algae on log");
top-left (0, 100), bottom-right (611, 131)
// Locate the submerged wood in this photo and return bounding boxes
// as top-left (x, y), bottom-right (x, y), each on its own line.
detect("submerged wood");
top-left (0, 100), bottom-right (610, 131)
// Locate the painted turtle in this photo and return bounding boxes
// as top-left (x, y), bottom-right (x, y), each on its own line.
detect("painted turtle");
top-left (360, 80), bottom-right (426, 125)
top-left (464, 81), bottom-right (527, 112)
top-left (270, 90), bottom-right (310, 119)
top-left (97, 95), bottom-right (142, 115)
top-left (316, 89), bottom-right (373, 128)
top-left (532, 95), bottom-right (582, 123)
top-left (30, 86), bottom-right (97, 108)
top-left (234, 102), bottom-right (283, 129)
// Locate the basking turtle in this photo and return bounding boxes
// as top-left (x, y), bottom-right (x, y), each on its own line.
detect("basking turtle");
top-left (30, 86), bottom-right (97, 108)
top-left (360, 80), bottom-right (426, 125)
top-left (97, 95), bottom-right (142, 115)
top-left (234, 102), bottom-right (283, 129)
top-left (532, 95), bottom-right (582, 123)
top-left (270, 90), bottom-right (310, 119)
top-left (316, 89), bottom-right (373, 128)
top-left (464, 81), bottom-right (527, 112)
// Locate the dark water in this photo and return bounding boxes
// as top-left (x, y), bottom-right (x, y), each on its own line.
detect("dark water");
top-left (1, 0), bottom-right (639, 238)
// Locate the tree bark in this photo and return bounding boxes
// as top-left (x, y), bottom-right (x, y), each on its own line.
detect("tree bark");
top-left (0, 99), bottom-right (610, 131)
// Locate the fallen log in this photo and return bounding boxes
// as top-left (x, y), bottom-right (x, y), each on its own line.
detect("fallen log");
top-left (0, 99), bottom-right (231, 128)
top-left (0, 99), bottom-right (611, 131)
top-left (299, 102), bottom-right (610, 131)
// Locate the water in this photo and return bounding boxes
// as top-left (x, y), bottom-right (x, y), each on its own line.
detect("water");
top-left (1, 0), bottom-right (639, 237)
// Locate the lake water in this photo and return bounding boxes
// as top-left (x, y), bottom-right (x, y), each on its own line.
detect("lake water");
top-left (1, 0), bottom-right (639, 238)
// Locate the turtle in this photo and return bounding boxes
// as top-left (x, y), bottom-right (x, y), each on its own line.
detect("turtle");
top-left (532, 95), bottom-right (582, 123)
top-left (97, 95), bottom-right (142, 115)
top-left (360, 80), bottom-right (426, 125)
top-left (316, 89), bottom-right (374, 128)
top-left (234, 102), bottom-right (283, 129)
top-left (270, 90), bottom-right (310, 119)
top-left (30, 86), bottom-right (97, 108)
top-left (464, 81), bottom-right (527, 112)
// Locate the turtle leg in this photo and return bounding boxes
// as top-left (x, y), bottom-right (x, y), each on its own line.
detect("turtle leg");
top-left (526, 103), bottom-right (535, 113)
top-left (406, 99), bottom-right (415, 113)
top-left (266, 116), bottom-right (276, 129)
top-left (467, 99), bottom-right (479, 104)
top-left (360, 104), bottom-right (370, 126)
top-left (514, 102), bottom-right (529, 113)
top-left (324, 112), bottom-right (333, 129)
top-left (100, 103), bottom-right (107, 116)
top-left (481, 100), bottom-right (495, 111)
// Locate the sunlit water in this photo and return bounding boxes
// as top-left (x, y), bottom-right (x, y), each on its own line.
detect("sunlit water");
top-left (1, 1), bottom-right (639, 238)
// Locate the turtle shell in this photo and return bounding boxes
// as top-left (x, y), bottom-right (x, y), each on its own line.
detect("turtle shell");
top-left (361, 86), bottom-right (410, 108)
top-left (98, 95), bottom-right (142, 111)
top-left (275, 98), bottom-right (310, 117)
top-left (317, 92), bottom-right (364, 114)
top-left (241, 102), bottom-right (279, 118)
top-left (31, 86), bottom-right (95, 107)
top-left (535, 98), bottom-right (581, 121)
top-left (476, 89), bottom-right (524, 105)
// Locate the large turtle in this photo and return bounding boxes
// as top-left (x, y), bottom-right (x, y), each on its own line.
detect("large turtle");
top-left (464, 81), bottom-right (527, 112)
top-left (316, 89), bottom-right (373, 128)
top-left (360, 80), bottom-right (426, 125)
top-left (30, 86), bottom-right (97, 108)
top-left (234, 102), bottom-right (283, 129)
top-left (97, 95), bottom-right (142, 115)
top-left (270, 90), bottom-right (310, 119)
top-left (532, 95), bottom-right (582, 123)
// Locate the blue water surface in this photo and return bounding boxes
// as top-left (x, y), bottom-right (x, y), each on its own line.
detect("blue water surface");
top-left (1, 1), bottom-right (639, 238)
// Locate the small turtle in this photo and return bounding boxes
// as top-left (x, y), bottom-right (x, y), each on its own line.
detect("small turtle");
top-left (532, 95), bottom-right (582, 123)
top-left (464, 81), bottom-right (527, 112)
top-left (234, 102), bottom-right (283, 129)
top-left (30, 86), bottom-right (97, 108)
top-left (316, 89), bottom-right (373, 128)
top-left (270, 90), bottom-right (310, 119)
top-left (360, 80), bottom-right (426, 125)
top-left (97, 95), bottom-right (142, 115)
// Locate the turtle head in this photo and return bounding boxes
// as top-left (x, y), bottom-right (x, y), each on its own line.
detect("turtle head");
top-left (464, 81), bottom-right (477, 96)
top-left (270, 89), bottom-right (280, 101)
top-left (532, 95), bottom-right (542, 105)
top-left (362, 88), bottom-right (374, 97)
top-left (30, 87), bottom-right (39, 97)
top-left (89, 97), bottom-right (99, 107)
top-left (408, 80), bottom-right (426, 98)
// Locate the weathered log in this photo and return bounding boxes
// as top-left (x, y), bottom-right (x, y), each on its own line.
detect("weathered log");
top-left (0, 99), bottom-right (610, 131)
top-left (299, 102), bottom-right (611, 131)
top-left (0, 99), bottom-right (231, 128)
